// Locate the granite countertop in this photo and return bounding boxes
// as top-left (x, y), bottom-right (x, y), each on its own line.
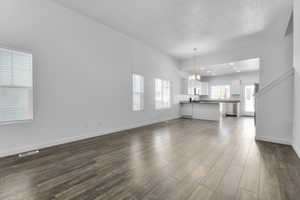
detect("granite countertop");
top-left (180, 101), bottom-right (219, 104)
top-left (180, 99), bottom-right (241, 104)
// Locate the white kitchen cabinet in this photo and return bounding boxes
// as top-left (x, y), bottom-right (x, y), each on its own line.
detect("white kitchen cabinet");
top-left (180, 103), bottom-right (193, 118)
top-left (180, 102), bottom-right (220, 121)
top-left (192, 103), bottom-right (220, 121)
top-left (231, 80), bottom-right (241, 95)
top-left (188, 80), bottom-right (209, 96)
top-left (200, 82), bottom-right (209, 96)
top-left (196, 82), bottom-right (209, 95)
top-left (181, 78), bottom-right (188, 94)
top-left (188, 80), bottom-right (195, 95)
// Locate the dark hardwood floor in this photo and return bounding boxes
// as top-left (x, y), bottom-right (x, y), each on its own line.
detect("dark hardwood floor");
top-left (0, 117), bottom-right (300, 200)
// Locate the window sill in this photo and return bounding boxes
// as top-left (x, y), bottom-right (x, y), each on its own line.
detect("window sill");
top-left (0, 85), bottom-right (32, 88)
top-left (155, 107), bottom-right (172, 110)
top-left (0, 119), bottom-right (33, 126)
top-left (133, 109), bottom-right (144, 112)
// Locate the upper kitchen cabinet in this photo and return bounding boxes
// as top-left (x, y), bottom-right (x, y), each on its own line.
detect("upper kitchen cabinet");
top-left (231, 80), bottom-right (241, 95)
top-left (187, 79), bottom-right (195, 95)
top-left (187, 80), bottom-right (209, 95)
top-left (181, 78), bottom-right (188, 94)
top-left (199, 82), bottom-right (209, 96)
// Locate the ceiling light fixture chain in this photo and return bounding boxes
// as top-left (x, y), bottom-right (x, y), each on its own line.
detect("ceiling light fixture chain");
top-left (189, 48), bottom-right (201, 81)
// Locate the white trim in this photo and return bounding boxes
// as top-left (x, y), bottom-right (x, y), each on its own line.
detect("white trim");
top-left (293, 144), bottom-right (300, 159)
top-left (0, 116), bottom-right (180, 158)
top-left (0, 132), bottom-right (106, 158)
top-left (0, 46), bottom-right (32, 55)
top-left (0, 119), bottom-right (33, 126)
top-left (255, 136), bottom-right (291, 145)
top-left (0, 85), bottom-right (32, 89)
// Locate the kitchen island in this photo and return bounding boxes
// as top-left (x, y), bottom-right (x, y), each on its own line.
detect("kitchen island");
top-left (180, 99), bottom-right (240, 121)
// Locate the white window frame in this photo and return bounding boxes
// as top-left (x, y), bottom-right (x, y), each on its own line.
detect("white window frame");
top-left (155, 79), bottom-right (171, 110)
top-left (210, 85), bottom-right (230, 99)
top-left (132, 73), bottom-right (144, 111)
top-left (0, 47), bottom-right (33, 125)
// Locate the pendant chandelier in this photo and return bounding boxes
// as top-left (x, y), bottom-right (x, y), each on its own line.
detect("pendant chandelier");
top-left (188, 48), bottom-right (201, 81)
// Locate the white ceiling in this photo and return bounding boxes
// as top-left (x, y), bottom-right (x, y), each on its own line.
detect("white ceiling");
top-left (183, 58), bottom-right (260, 77)
top-left (52, 0), bottom-right (292, 59)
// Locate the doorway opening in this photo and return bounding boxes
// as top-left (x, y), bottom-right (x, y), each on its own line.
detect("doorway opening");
top-left (243, 85), bottom-right (256, 116)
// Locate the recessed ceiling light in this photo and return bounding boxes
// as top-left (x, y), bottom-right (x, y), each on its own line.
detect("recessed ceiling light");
top-left (229, 62), bottom-right (235, 66)
top-left (236, 70), bottom-right (241, 73)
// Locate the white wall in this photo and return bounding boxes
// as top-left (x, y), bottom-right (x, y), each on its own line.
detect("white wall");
top-left (180, 32), bottom-right (294, 145)
top-left (202, 71), bottom-right (259, 86)
top-left (293, 0), bottom-right (300, 157)
top-left (202, 71), bottom-right (259, 115)
top-left (0, 0), bottom-right (182, 157)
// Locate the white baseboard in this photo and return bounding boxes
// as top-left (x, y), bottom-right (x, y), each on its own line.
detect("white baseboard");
top-left (293, 144), bottom-right (300, 159)
top-left (253, 136), bottom-right (300, 159)
top-left (255, 136), bottom-right (291, 145)
top-left (0, 131), bottom-right (106, 158)
top-left (0, 116), bottom-right (180, 158)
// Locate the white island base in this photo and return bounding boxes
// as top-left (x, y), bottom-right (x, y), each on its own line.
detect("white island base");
top-left (181, 102), bottom-right (220, 121)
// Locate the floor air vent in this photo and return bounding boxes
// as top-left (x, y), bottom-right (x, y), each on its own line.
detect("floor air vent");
top-left (18, 150), bottom-right (40, 157)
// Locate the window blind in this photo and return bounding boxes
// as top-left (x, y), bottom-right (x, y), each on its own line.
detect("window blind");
top-left (0, 48), bottom-right (33, 123)
top-left (210, 85), bottom-right (230, 99)
top-left (132, 74), bottom-right (144, 111)
top-left (155, 79), bottom-right (171, 109)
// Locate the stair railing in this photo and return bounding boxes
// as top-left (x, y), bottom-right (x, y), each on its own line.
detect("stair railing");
top-left (256, 67), bottom-right (294, 98)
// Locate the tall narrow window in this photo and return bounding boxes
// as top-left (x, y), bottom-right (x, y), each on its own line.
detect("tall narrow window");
top-left (132, 74), bottom-right (144, 111)
top-left (210, 85), bottom-right (230, 99)
top-left (155, 79), bottom-right (171, 109)
top-left (0, 48), bottom-right (33, 123)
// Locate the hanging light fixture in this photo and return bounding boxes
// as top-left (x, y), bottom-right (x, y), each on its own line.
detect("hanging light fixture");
top-left (188, 48), bottom-right (201, 81)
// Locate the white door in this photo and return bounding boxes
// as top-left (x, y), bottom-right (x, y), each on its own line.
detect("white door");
top-left (244, 85), bottom-right (255, 116)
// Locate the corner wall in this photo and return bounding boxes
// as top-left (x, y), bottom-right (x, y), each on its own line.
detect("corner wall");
top-left (0, 0), bottom-right (182, 157)
top-left (293, 0), bottom-right (300, 157)
top-left (256, 33), bottom-right (294, 145)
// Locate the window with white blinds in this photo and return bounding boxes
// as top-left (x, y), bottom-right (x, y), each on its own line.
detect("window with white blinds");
top-left (132, 74), bottom-right (144, 111)
top-left (155, 79), bottom-right (171, 109)
top-left (210, 85), bottom-right (230, 99)
top-left (0, 48), bottom-right (33, 123)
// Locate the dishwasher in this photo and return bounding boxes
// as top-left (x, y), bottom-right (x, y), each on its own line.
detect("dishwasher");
top-left (224, 103), bottom-right (240, 117)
